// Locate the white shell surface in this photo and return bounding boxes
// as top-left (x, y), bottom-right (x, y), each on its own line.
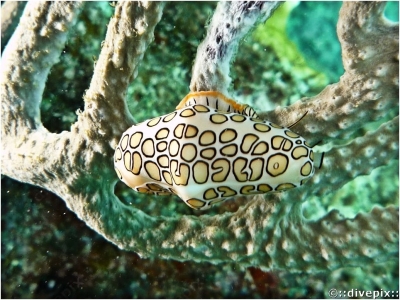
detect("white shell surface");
top-left (114, 104), bottom-right (315, 210)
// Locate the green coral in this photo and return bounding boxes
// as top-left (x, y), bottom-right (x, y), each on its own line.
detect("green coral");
top-left (252, 1), bottom-right (328, 91)
top-left (304, 163), bottom-right (399, 220)
top-left (232, 2), bottom-right (328, 113)
top-left (40, 2), bottom-right (114, 133)
top-left (126, 2), bottom-right (217, 123)
top-left (287, 1), bottom-right (344, 82)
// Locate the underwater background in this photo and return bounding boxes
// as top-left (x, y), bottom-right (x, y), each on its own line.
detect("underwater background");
top-left (2, 1), bottom-right (399, 298)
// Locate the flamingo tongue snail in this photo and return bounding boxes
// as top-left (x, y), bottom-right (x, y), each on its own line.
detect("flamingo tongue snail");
top-left (114, 91), bottom-right (317, 210)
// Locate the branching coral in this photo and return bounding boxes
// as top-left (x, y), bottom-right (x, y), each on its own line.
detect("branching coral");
top-left (1, 1), bottom-right (398, 272)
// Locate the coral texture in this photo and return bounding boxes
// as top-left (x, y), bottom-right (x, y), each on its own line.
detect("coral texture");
top-left (190, 1), bottom-right (281, 95)
top-left (1, 1), bottom-right (398, 273)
